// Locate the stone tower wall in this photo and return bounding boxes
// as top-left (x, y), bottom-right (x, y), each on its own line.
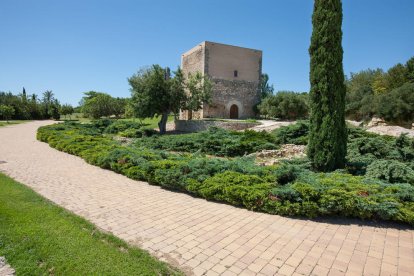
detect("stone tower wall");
top-left (180, 41), bottom-right (262, 120)
top-left (180, 43), bottom-right (205, 120)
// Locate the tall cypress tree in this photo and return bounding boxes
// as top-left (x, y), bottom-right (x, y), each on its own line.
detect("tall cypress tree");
top-left (308, 0), bottom-right (347, 171)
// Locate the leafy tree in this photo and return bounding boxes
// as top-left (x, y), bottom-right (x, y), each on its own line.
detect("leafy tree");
top-left (0, 104), bottom-right (15, 122)
top-left (376, 83), bottom-right (414, 124)
top-left (345, 69), bottom-right (379, 120)
top-left (60, 104), bottom-right (75, 120)
top-left (49, 99), bottom-right (61, 120)
top-left (81, 92), bottom-right (116, 119)
top-left (258, 91), bottom-right (308, 120)
top-left (112, 98), bottom-right (127, 118)
top-left (372, 71), bottom-right (388, 94)
top-left (183, 71), bottom-right (212, 112)
top-left (405, 57), bottom-right (414, 83)
top-left (22, 87), bottom-right (27, 103)
top-left (259, 73), bottom-right (274, 99)
top-left (42, 90), bottom-right (54, 117)
top-left (345, 57), bottom-right (414, 124)
top-left (128, 65), bottom-right (212, 134)
top-left (0, 90), bottom-right (62, 120)
top-left (386, 63), bottom-right (407, 90)
top-left (124, 100), bottom-right (136, 119)
top-left (308, 0), bottom-right (347, 171)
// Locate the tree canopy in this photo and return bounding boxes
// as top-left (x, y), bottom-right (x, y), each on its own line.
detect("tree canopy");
top-left (308, 0), bottom-right (347, 172)
top-left (0, 89), bottom-right (60, 120)
top-left (259, 73), bottom-right (274, 99)
top-left (258, 91), bottom-right (308, 120)
top-left (81, 91), bottom-right (127, 119)
top-left (128, 65), bottom-right (212, 134)
top-left (346, 56), bottom-right (414, 125)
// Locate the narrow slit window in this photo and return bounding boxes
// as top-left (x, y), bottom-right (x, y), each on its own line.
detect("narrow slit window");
top-left (234, 70), bottom-right (238, 77)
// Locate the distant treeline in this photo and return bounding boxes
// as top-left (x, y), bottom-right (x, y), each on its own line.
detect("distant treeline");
top-left (346, 56), bottom-right (414, 125)
top-left (0, 89), bottom-right (61, 120)
top-left (259, 56), bottom-right (414, 125)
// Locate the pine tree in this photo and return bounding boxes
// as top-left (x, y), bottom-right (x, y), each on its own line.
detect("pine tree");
top-left (308, 0), bottom-right (347, 171)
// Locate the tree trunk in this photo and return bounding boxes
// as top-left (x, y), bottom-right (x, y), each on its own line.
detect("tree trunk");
top-left (158, 112), bottom-right (169, 134)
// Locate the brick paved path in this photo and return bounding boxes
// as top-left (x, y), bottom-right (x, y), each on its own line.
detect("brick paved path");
top-left (0, 121), bottom-right (413, 276)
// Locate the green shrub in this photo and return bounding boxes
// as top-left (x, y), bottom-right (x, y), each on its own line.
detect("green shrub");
top-left (346, 128), bottom-right (414, 176)
top-left (92, 119), bottom-right (113, 131)
top-left (37, 122), bottom-right (414, 226)
top-left (188, 171), bottom-right (271, 210)
top-left (273, 163), bottom-right (304, 185)
top-left (395, 134), bottom-right (414, 162)
top-left (134, 127), bottom-right (278, 157)
top-left (103, 120), bottom-right (144, 134)
top-left (270, 173), bottom-right (414, 223)
top-left (366, 160), bottom-right (414, 184)
top-left (271, 121), bottom-right (309, 145)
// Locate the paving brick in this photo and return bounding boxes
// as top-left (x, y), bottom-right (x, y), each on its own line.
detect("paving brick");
top-left (278, 264), bottom-right (296, 276)
top-left (212, 263), bottom-right (227, 274)
top-left (311, 265), bottom-right (329, 276)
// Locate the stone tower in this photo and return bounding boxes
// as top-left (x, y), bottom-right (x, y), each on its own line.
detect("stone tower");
top-left (180, 41), bottom-right (262, 120)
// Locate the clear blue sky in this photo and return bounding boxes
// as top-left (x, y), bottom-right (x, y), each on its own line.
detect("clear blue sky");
top-left (1, 0), bottom-right (413, 106)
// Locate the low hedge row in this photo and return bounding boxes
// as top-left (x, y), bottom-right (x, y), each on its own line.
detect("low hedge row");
top-left (37, 122), bottom-right (414, 225)
top-left (133, 127), bottom-right (279, 157)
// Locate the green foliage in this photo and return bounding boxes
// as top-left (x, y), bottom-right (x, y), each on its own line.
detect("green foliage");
top-left (36, 122), bottom-right (414, 225)
top-left (395, 134), bottom-right (414, 162)
top-left (42, 90), bottom-right (61, 120)
top-left (81, 91), bottom-right (126, 119)
top-left (119, 127), bottom-right (158, 138)
top-left (273, 163), bottom-right (304, 185)
top-left (345, 69), bottom-right (380, 120)
top-left (406, 57), bottom-right (414, 83)
top-left (346, 57), bottom-right (414, 124)
top-left (258, 91), bottom-right (308, 120)
top-left (49, 99), bottom-right (61, 120)
top-left (0, 173), bottom-right (182, 275)
top-left (346, 127), bottom-right (414, 175)
top-left (366, 160), bottom-right (414, 184)
top-left (376, 83), bottom-right (414, 124)
top-left (128, 65), bottom-right (212, 134)
top-left (271, 121), bottom-right (309, 145)
top-left (270, 173), bottom-right (414, 223)
top-left (0, 89), bottom-right (60, 120)
top-left (60, 104), bottom-right (75, 120)
top-left (134, 127), bottom-right (278, 157)
top-left (259, 73), bottom-right (274, 99)
top-left (103, 120), bottom-right (144, 134)
top-left (308, 0), bottom-right (347, 171)
top-left (188, 171), bottom-right (271, 210)
top-left (0, 104), bottom-right (15, 122)
top-left (386, 63), bottom-right (408, 90)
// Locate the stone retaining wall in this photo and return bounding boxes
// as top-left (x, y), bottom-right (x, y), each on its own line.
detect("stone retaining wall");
top-left (175, 120), bottom-right (260, 132)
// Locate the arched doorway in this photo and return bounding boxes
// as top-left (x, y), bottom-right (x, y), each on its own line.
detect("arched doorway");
top-left (230, 104), bottom-right (239, 119)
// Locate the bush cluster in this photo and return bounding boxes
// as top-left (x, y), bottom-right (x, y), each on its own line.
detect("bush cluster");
top-left (102, 120), bottom-right (158, 138)
top-left (269, 121), bottom-right (414, 180)
top-left (269, 173), bottom-right (414, 222)
top-left (37, 122), bottom-right (414, 225)
top-left (258, 91), bottom-right (309, 120)
top-left (271, 121), bottom-right (309, 145)
top-left (134, 127), bottom-right (279, 157)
